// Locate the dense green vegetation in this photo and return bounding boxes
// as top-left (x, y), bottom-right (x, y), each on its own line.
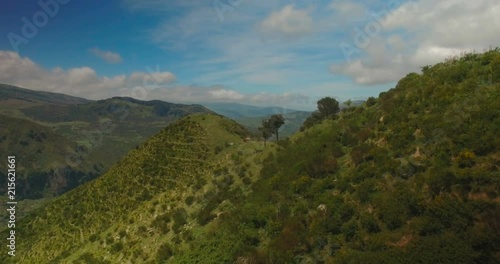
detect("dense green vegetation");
top-left (2, 49), bottom-right (499, 263)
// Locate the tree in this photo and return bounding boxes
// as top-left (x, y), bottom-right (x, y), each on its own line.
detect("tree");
top-left (365, 97), bottom-right (376, 107)
top-left (258, 119), bottom-right (273, 147)
top-left (317, 97), bottom-right (340, 118)
top-left (269, 114), bottom-right (285, 141)
top-left (259, 114), bottom-right (285, 145)
top-left (300, 97), bottom-right (341, 131)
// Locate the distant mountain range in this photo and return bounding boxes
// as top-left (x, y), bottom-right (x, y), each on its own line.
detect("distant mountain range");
top-left (201, 102), bottom-right (308, 119)
top-left (0, 84), bottom-right (90, 105)
top-left (202, 102), bottom-right (312, 138)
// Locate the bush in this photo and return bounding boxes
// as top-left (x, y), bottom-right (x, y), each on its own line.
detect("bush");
top-left (110, 242), bottom-right (124, 253)
top-left (360, 214), bottom-right (381, 233)
top-left (366, 97), bottom-right (377, 107)
top-left (156, 243), bottom-right (173, 261)
top-left (172, 208), bottom-right (188, 233)
top-left (456, 150), bottom-right (476, 168)
top-left (89, 234), bottom-right (98, 242)
top-left (152, 213), bottom-right (171, 234)
top-left (185, 196), bottom-right (195, 206)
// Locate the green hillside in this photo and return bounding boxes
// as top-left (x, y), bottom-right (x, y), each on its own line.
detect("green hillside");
top-left (0, 115), bottom-right (98, 199)
top-left (3, 49), bottom-right (500, 263)
top-left (0, 83), bottom-right (90, 105)
top-left (172, 50), bottom-right (499, 263)
top-left (0, 85), bottom-right (214, 200)
top-left (2, 113), bottom-right (274, 263)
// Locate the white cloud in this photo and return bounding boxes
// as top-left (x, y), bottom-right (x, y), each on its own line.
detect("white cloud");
top-left (328, 0), bottom-right (366, 17)
top-left (330, 0), bottom-right (500, 85)
top-left (129, 71), bottom-right (176, 85)
top-left (113, 0), bottom-right (500, 99)
top-left (90, 48), bottom-right (123, 64)
top-left (208, 89), bottom-right (245, 100)
top-left (0, 51), bottom-right (316, 109)
top-left (258, 5), bottom-right (313, 41)
top-left (0, 51), bottom-right (172, 99)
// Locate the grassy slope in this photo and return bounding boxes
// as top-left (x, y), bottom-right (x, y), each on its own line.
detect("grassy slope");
top-left (2, 113), bottom-right (276, 264)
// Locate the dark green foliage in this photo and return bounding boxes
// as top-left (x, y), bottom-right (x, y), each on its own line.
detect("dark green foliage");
top-left (317, 97), bottom-right (340, 117)
top-left (365, 96), bottom-right (377, 107)
top-left (75, 253), bottom-right (112, 264)
top-left (185, 195), bottom-right (195, 205)
top-left (259, 114), bottom-right (285, 143)
top-left (172, 208), bottom-right (188, 233)
top-left (156, 243), bottom-right (173, 262)
top-left (110, 242), bottom-right (124, 253)
top-left (152, 213), bottom-right (171, 234)
top-left (301, 97), bottom-right (341, 130)
top-left (258, 121), bottom-right (273, 146)
top-left (89, 234), bottom-right (99, 242)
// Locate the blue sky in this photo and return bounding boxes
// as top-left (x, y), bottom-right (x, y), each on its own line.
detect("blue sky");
top-left (1, 0), bottom-right (499, 110)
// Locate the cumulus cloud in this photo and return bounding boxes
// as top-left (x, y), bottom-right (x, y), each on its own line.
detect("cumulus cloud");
top-left (208, 89), bottom-right (245, 100)
top-left (129, 71), bottom-right (176, 85)
top-left (258, 5), bottom-right (313, 41)
top-left (90, 48), bottom-right (123, 64)
top-left (0, 51), bottom-right (172, 99)
top-left (330, 0), bottom-right (500, 85)
top-left (328, 0), bottom-right (366, 18)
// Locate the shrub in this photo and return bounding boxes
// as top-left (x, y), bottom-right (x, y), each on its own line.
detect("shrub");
top-left (366, 97), bottom-right (377, 107)
top-left (156, 243), bottom-right (173, 261)
top-left (360, 214), bottom-right (381, 233)
top-left (185, 196), bottom-right (195, 206)
top-left (456, 150), bottom-right (476, 168)
top-left (89, 234), bottom-right (98, 242)
top-left (152, 213), bottom-right (171, 234)
top-left (110, 242), bottom-right (124, 253)
top-left (172, 208), bottom-right (188, 233)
